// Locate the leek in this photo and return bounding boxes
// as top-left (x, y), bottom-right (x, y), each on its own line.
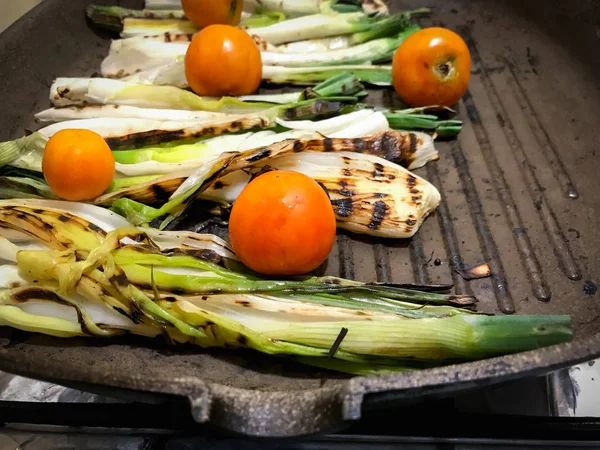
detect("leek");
top-left (121, 18), bottom-right (197, 38)
top-left (262, 65), bottom-right (392, 85)
top-left (0, 200), bottom-right (573, 374)
top-left (101, 39), bottom-right (189, 78)
top-left (240, 11), bottom-right (287, 28)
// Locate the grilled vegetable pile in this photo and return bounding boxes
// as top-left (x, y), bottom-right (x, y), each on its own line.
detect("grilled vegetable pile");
top-left (0, 200), bottom-right (572, 374)
top-left (0, 0), bottom-right (573, 372)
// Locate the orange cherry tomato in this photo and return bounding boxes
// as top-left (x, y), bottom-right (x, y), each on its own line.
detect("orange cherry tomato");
top-left (42, 129), bottom-right (115, 201)
top-left (392, 27), bottom-right (471, 107)
top-left (184, 24), bottom-right (262, 97)
top-left (228, 170), bottom-right (337, 276)
top-left (181, 0), bottom-right (243, 29)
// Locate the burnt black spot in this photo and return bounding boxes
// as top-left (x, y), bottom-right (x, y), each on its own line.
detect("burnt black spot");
top-left (88, 223), bottom-right (106, 235)
top-left (368, 201), bottom-right (388, 230)
top-left (434, 258), bottom-right (442, 266)
top-left (107, 129), bottom-right (187, 150)
top-left (151, 184), bottom-right (171, 202)
top-left (352, 138), bottom-right (366, 152)
top-left (43, 222), bottom-right (54, 231)
top-left (33, 209), bottom-right (44, 214)
top-left (412, 196), bottom-right (422, 202)
top-left (373, 162), bottom-right (384, 172)
top-left (235, 300), bottom-right (251, 307)
top-left (381, 132), bottom-right (400, 163)
top-left (230, 120), bottom-right (242, 129)
top-left (110, 273), bottom-right (129, 288)
top-left (165, 32), bottom-right (172, 42)
top-left (213, 180), bottom-right (226, 189)
top-left (201, 296), bottom-right (208, 300)
top-left (341, 156), bottom-right (352, 165)
top-left (406, 219), bottom-right (417, 226)
top-left (323, 138), bottom-right (334, 152)
top-left (373, 193), bottom-right (387, 198)
top-left (584, 281), bottom-right (597, 296)
top-left (246, 148), bottom-right (271, 163)
top-left (338, 180), bottom-right (354, 197)
top-left (388, 174), bottom-right (395, 180)
top-left (409, 133), bottom-right (418, 154)
top-left (101, 287), bottom-right (111, 297)
top-left (331, 198), bottom-right (353, 217)
top-left (13, 288), bottom-right (64, 303)
top-left (293, 140), bottom-right (303, 152)
top-left (163, 296), bottom-right (177, 302)
top-left (16, 213), bottom-right (27, 220)
top-left (410, 188), bottom-right (420, 194)
top-left (171, 288), bottom-right (186, 296)
top-left (203, 127), bottom-right (215, 136)
top-left (58, 214), bottom-right (71, 223)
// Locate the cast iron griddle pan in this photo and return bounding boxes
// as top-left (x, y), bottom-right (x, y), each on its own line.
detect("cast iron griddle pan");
top-left (0, 0), bottom-right (599, 437)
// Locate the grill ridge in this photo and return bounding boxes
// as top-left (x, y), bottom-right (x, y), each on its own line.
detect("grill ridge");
top-left (461, 28), bottom-right (581, 282)
top-left (504, 60), bottom-right (579, 199)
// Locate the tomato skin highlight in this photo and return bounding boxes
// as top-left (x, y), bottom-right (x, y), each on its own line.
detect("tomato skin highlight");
top-left (228, 171), bottom-right (337, 276)
top-left (184, 24), bottom-right (262, 97)
top-left (392, 27), bottom-right (471, 107)
top-left (42, 129), bottom-right (115, 201)
top-left (181, 0), bottom-right (243, 28)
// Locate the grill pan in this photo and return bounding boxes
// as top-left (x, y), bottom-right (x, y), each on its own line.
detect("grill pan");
top-left (0, 0), bottom-right (599, 437)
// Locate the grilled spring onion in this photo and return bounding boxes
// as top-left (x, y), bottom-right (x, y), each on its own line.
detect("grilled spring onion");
top-left (110, 131), bottom-right (440, 238)
top-left (0, 200), bottom-right (572, 374)
top-left (265, 11), bottom-right (427, 53)
top-left (261, 25), bottom-right (419, 66)
top-left (49, 78), bottom-right (358, 115)
top-left (247, 12), bottom-right (378, 45)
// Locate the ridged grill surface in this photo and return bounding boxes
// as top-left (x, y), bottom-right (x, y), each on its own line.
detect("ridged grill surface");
top-left (0, 0), bottom-right (598, 437)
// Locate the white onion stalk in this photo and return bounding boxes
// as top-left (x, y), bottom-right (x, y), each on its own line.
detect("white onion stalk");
top-left (261, 36), bottom-right (399, 67)
top-left (35, 105), bottom-right (232, 123)
top-left (38, 118), bottom-right (200, 140)
top-left (145, 0), bottom-right (181, 9)
top-left (275, 110), bottom-right (376, 134)
top-left (273, 35), bottom-right (353, 54)
top-left (49, 78), bottom-right (92, 107)
top-left (120, 60), bottom-right (187, 87)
